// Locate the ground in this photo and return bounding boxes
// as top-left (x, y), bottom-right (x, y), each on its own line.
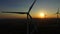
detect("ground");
top-left (0, 18), bottom-right (60, 34)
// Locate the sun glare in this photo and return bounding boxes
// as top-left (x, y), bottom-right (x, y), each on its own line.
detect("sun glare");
top-left (40, 13), bottom-right (45, 18)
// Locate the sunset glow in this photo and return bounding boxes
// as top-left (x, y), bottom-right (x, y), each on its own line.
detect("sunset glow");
top-left (40, 13), bottom-right (45, 18)
top-left (0, 0), bottom-right (60, 18)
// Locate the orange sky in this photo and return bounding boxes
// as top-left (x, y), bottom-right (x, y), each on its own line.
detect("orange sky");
top-left (0, 13), bottom-right (59, 19)
top-left (0, 0), bottom-right (60, 19)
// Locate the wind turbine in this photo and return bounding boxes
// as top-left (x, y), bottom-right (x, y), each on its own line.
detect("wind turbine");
top-left (56, 8), bottom-right (60, 24)
top-left (44, 14), bottom-right (47, 19)
top-left (2, 0), bottom-right (37, 34)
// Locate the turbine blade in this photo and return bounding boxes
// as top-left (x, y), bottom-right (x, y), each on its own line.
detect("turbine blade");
top-left (28, 14), bottom-right (32, 19)
top-left (28, 0), bottom-right (36, 13)
top-left (2, 11), bottom-right (21, 14)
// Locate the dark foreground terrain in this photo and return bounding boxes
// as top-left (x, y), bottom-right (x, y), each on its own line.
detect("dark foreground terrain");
top-left (0, 18), bottom-right (60, 34)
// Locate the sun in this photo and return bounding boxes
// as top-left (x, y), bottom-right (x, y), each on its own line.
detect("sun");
top-left (40, 13), bottom-right (45, 18)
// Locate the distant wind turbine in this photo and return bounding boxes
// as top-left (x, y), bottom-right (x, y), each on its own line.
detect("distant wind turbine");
top-left (55, 8), bottom-right (60, 24)
top-left (44, 14), bottom-right (47, 19)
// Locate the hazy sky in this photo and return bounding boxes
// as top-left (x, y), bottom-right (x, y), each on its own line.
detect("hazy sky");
top-left (0, 0), bottom-right (60, 18)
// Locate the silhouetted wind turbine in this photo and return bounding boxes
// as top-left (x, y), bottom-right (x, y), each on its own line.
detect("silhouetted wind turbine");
top-left (55, 8), bottom-right (60, 24)
top-left (43, 14), bottom-right (47, 24)
top-left (2, 0), bottom-right (37, 34)
top-left (44, 14), bottom-right (47, 19)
